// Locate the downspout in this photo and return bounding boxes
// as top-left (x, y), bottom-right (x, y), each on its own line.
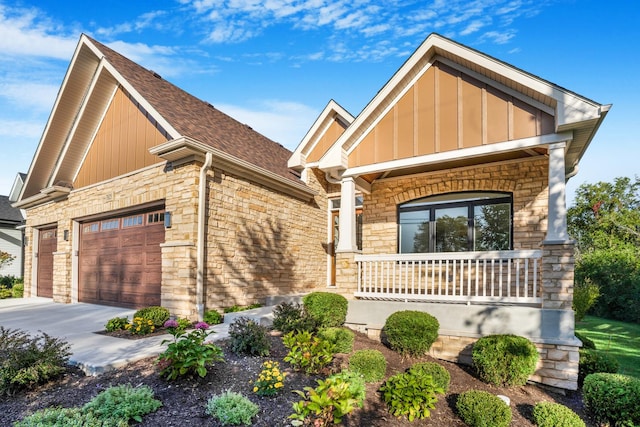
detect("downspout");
top-left (196, 152), bottom-right (213, 321)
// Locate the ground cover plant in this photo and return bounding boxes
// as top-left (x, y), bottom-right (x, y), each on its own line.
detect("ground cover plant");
top-left (1, 328), bottom-right (602, 426)
top-left (575, 315), bottom-right (640, 378)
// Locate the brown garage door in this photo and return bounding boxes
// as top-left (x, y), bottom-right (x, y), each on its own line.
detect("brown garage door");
top-left (37, 227), bottom-right (57, 298)
top-left (79, 209), bottom-right (164, 308)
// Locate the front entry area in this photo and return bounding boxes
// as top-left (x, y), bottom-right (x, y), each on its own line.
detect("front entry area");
top-left (37, 227), bottom-right (57, 298)
top-left (78, 208), bottom-right (165, 308)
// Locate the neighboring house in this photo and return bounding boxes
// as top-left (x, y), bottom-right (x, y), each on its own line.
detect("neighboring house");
top-left (0, 173), bottom-right (26, 277)
top-left (15, 33), bottom-right (609, 390)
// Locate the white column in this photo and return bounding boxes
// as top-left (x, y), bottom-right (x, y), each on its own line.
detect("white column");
top-left (545, 142), bottom-right (570, 243)
top-left (336, 176), bottom-right (357, 252)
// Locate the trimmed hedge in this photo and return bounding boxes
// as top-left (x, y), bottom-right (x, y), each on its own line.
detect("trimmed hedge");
top-left (408, 362), bottom-right (450, 393)
top-left (349, 349), bottom-right (387, 382)
top-left (318, 327), bottom-right (355, 354)
top-left (472, 334), bottom-right (538, 387)
top-left (532, 402), bottom-right (585, 427)
top-left (382, 310), bottom-right (439, 357)
top-left (456, 390), bottom-right (511, 427)
top-left (582, 373), bottom-right (640, 427)
top-left (578, 349), bottom-right (619, 386)
top-left (302, 292), bottom-right (348, 328)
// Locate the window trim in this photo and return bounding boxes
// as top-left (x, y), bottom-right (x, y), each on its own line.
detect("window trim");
top-left (397, 191), bottom-right (513, 253)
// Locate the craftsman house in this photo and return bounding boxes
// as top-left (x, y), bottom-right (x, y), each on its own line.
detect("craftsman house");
top-left (16, 33), bottom-right (609, 390)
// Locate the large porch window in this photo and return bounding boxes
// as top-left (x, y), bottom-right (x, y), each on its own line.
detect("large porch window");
top-left (398, 192), bottom-right (512, 253)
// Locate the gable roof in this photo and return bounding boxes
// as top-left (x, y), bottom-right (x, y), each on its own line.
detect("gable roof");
top-left (0, 195), bottom-right (24, 225)
top-left (312, 33), bottom-right (610, 178)
top-left (17, 34), bottom-right (310, 207)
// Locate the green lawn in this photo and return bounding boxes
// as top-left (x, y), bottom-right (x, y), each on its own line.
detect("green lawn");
top-left (575, 315), bottom-right (640, 378)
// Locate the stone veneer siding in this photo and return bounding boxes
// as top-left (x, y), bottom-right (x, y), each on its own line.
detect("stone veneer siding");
top-left (23, 160), bottom-right (329, 319)
top-left (202, 166), bottom-right (327, 313)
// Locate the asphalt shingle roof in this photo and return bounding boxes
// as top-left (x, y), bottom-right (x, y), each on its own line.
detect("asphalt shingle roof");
top-left (87, 36), bottom-right (302, 185)
top-left (0, 196), bottom-right (24, 224)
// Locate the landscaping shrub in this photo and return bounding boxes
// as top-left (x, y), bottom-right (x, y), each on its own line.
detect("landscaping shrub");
top-left (572, 278), bottom-right (600, 322)
top-left (14, 407), bottom-right (109, 427)
top-left (175, 317), bottom-right (192, 332)
top-left (0, 285), bottom-right (11, 299)
top-left (582, 373), bottom-right (640, 427)
top-left (291, 370), bottom-right (365, 426)
top-left (348, 349), bottom-right (387, 382)
top-left (578, 348), bottom-right (619, 386)
top-left (283, 330), bottom-right (334, 374)
top-left (206, 390), bottom-right (259, 426)
top-left (302, 292), bottom-right (348, 328)
top-left (223, 303), bottom-right (262, 313)
top-left (532, 401), bottom-right (585, 427)
top-left (252, 360), bottom-right (286, 396)
top-left (0, 327), bottom-right (71, 396)
top-left (379, 367), bottom-right (443, 421)
top-left (82, 384), bottom-right (162, 424)
top-left (105, 316), bottom-right (129, 332)
top-left (456, 390), bottom-right (512, 427)
top-left (157, 322), bottom-right (224, 380)
top-left (472, 334), bottom-right (538, 386)
top-left (318, 327), bottom-right (355, 354)
top-left (382, 310), bottom-right (439, 357)
top-left (204, 309), bottom-right (223, 325)
top-left (12, 283), bottom-right (24, 298)
top-left (575, 331), bottom-right (596, 350)
top-left (408, 362), bottom-right (451, 393)
top-left (0, 274), bottom-right (17, 288)
top-left (272, 301), bottom-right (317, 333)
top-left (133, 306), bottom-right (170, 327)
top-left (124, 316), bottom-right (155, 335)
top-left (228, 317), bottom-right (271, 356)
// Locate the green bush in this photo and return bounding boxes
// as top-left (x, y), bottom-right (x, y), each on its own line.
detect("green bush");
top-left (317, 327), bottom-right (355, 354)
top-left (382, 310), bottom-right (439, 357)
top-left (124, 316), bottom-right (155, 335)
top-left (573, 279), bottom-right (600, 322)
top-left (157, 322), bottom-right (224, 380)
top-left (14, 407), bottom-right (113, 427)
top-left (0, 274), bottom-right (17, 288)
top-left (283, 330), bottom-right (334, 374)
top-left (0, 327), bottom-right (71, 396)
top-left (349, 349), bottom-right (387, 382)
top-left (291, 370), bottom-right (365, 426)
top-left (575, 331), bottom-right (596, 350)
top-left (576, 246), bottom-right (640, 323)
top-left (302, 292), bottom-right (348, 328)
top-left (578, 349), bottom-right (619, 386)
top-left (272, 302), bottom-right (318, 333)
top-left (228, 317), bottom-right (271, 357)
top-left (407, 362), bottom-right (450, 393)
top-left (379, 368), bottom-right (443, 421)
top-left (582, 373), bottom-right (640, 427)
top-left (206, 391), bottom-right (259, 426)
top-left (12, 283), bottom-right (24, 298)
top-left (105, 316), bottom-right (129, 332)
top-left (133, 306), bottom-right (170, 327)
top-left (175, 317), bottom-right (192, 332)
top-left (223, 303), bottom-right (262, 313)
top-left (82, 384), bottom-right (162, 424)
top-left (456, 390), bottom-right (512, 427)
top-left (204, 309), bottom-right (223, 325)
top-left (472, 334), bottom-right (538, 386)
top-left (532, 401), bottom-right (585, 427)
top-left (0, 285), bottom-right (11, 299)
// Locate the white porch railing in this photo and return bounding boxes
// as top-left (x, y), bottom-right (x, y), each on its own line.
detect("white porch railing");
top-left (355, 250), bottom-right (542, 305)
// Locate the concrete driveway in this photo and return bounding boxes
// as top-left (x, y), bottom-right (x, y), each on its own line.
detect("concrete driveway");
top-left (0, 298), bottom-right (194, 375)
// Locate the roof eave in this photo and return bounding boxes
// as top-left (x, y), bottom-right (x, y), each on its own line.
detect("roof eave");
top-left (12, 186), bottom-right (72, 210)
top-left (151, 137), bottom-right (317, 202)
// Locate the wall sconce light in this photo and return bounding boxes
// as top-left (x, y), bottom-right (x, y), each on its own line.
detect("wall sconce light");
top-left (24, 236), bottom-right (28, 247)
top-left (63, 230), bottom-right (69, 241)
top-left (164, 212), bottom-right (172, 229)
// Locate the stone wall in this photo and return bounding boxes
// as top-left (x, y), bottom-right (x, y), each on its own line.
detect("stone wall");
top-left (202, 166), bottom-right (328, 311)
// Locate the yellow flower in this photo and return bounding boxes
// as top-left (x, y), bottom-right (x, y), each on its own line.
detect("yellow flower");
top-left (253, 386), bottom-right (258, 392)
top-left (275, 382), bottom-right (283, 388)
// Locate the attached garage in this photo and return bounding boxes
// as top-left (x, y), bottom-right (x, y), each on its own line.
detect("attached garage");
top-left (78, 208), bottom-right (165, 308)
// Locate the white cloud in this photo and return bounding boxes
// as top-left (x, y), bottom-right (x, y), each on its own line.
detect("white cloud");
top-left (215, 100), bottom-right (319, 149)
top-left (0, 4), bottom-right (76, 59)
top-left (0, 82), bottom-right (59, 112)
top-left (0, 118), bottom-right (44, 139)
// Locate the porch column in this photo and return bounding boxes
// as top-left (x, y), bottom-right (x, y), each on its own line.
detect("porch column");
top-left (545, 142), bottom-right (570, 243)
top-left (336, 176), bottom-right (357, 252)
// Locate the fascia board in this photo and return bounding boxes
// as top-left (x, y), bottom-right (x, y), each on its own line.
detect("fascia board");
top-left (343, 132), bottom-right (573, 178)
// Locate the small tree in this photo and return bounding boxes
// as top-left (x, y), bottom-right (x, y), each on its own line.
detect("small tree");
top-left (0, 251), bottom-right (15, 270)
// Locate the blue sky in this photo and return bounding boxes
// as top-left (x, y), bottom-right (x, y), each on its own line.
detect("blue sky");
top-left (0, 0), bottom-right (637, 204)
